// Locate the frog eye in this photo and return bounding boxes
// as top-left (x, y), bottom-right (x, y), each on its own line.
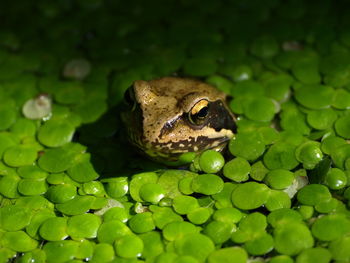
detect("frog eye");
top-left (189, 99), bottom-right (209, 125)
top-left (123, 86), bottom-right (136, 111)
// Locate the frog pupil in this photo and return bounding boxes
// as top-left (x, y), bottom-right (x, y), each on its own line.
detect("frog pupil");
top-left (189, 105), bottom-right (209, 125)
top-left (197, 106), bottom-right (208, 119)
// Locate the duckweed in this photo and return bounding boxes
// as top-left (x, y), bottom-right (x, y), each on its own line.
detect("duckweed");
top-left (39, 217), bottom-right (68, 241)
top-left (1, 1), bottom-right (350, 262)
top-left (162, 221), bottom-right (199, 241)
top-left (191, 173), bottom-right (224, 195)
top-left (114, 234), bottom-right (144, 258)
top-left (232, 182), bottom-right (269, 210)
top-left (128, 212), bottom-right (155, 234)
top-left (67, 213), bottom-right (101, 239)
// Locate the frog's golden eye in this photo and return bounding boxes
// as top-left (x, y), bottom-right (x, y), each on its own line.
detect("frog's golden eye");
top-left (189, 99), bottom-right (209, 125)
top-left (123, 86), bottom-right (136, 111)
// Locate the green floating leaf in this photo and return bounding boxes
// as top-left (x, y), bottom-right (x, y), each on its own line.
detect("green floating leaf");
top-left (263, 142), bottom-right (299, 170)
top-left (0, 132), bottom-right (17, 158)
top-left (229, 132), bottom-right (265, 161)
top-left (231, 182), bottom-right (270, 210)
top-left (149, 205), bottom-right (183, 230)
top-left (265, 190), bottom-right (291, 211)
top-left (158, 170), bottom-right (196, 199)
top-left (0, 205), bottom-right (32, 231)
top-left (311, 214), bottom-right (350, 241)
top-left (46, 184), bottom-right (77, 204)
top-left (43, 240), bottom-right (79, 263)
top-left (250, 161), bottom-right (269, 181)
top-left (17, 249), bottom-right (46, 263)
top-left (335, 114), bottom-right (350, 139)
top-left (17, 165), bottom-right (47, 179)
top-left (54, 83), bottom-right (85, 104)
top-left (91, 243), bottom-right (115, 262)
top-left (280, 106), bottom-right (311, 135)
top-left (174, 233), bottom-right (215, 262)
top-left (223, 157), bottom-right (251, 183)
top-left (3, 145), bottom-right (38, 167)
top-left (2, 231), bottom-right (38, 252)
top-left (114, 234), bottom-right (144, 259)
top-left (38, 119), bottom-right (75, 147)
top-left (207, 247), bottom-right (247, 263)
top-left (26, 209), bottom-right (56, 239)
top-left (139, 231), bottom-right (164, 260)
top-left (56, 195), bottom-right (95, 216)
top-left (306, 108), bottom-right (337, 130)
top-left (295, 141), bottom-right (323, 169)
top-left (103, 177), bottom-right (128, 199)
top-left (67, 213), bottom-right (101, 239)
top-left (18, 178), bottom-right (48, 196)
top-left (329, 235), bottom-right (350, 261)
top-left (213, 207), bottom-right (242, 224)
top-left (332, 89), bottom-right (350, 109)
top-left (267, 208), bottom-right (303, 228)
top-left (67, 158), bottom-right (99, 183)
top-left (231, 80), bottom-right (264, 98)
top-left (10, 118), bottom-right (36, 138)
top-left (173, 195), bottom-right (199, 215)
top-left (39, 217), bottom-right (68, 241)
top-left (97, 220), bottom-right (132, 244)
top-left (0, 105), bottom-right (16, 131)
top-left (73, 97), bottom-right (107, 124)
top-left (243, 97), bottom-right (277, 122)
top-left (163, 221), bottom-right (199, 242)
top-left (191, 174), bottom-right (224, 195)
top-left (297, 184), bottom-right (332, 206)
top-left (268, 255), bottom-right (294, 263)
top-left (139, 183), bottom-right (165, 204)
top-left (0, 174), bottom-right (20, 198)
top-left (262, 73), bottom-right (292, 102)
top-left (330, 144), bottom-right (350, 169)
top-left (187, 207), bottom-right (212, 225)
top-left (274, 222), bottom-right (314, 256)
top-left (294, 84), bottom-right (334, 109)
top-left (129, 172), bottom-right (158, 202)
top-left (321, 136), bottom-right (346, 155)
top-left (206, 75), bottom-right (234, 94)
top-left (264, 169), bottom-right (295, 190)
top-left (83, 181), bottom-right (105, 196)
top-left (199, 150), bottom-right (225, 174)
top-left (212, 183), bottom-right (238, 209)
top-left (298, 205), bottom-right (314, 220)
top-left (128, 212), bottom-right (155, 234)
top-left (324, 168), bottom-right (347, 190)
top-left (296, 247), bottom-right (332, 263)
top-left (38, 147), bottom-right (76, 173)
top-left (292, 59), bottom-right (321, 84)
top-left (244, 232), bottom-right (274, 256)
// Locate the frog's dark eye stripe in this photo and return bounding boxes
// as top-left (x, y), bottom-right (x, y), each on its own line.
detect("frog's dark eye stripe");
top-left (189, 99), bottom-right (209, 125)
top-left (123, 86), bottom-right (136, 111)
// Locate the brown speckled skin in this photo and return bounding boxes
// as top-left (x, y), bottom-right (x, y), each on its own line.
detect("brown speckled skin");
top-left (122, 77), bottom-right (236, 161)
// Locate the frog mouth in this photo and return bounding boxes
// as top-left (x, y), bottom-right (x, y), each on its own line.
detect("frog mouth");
top-left (158, 134), bottom-right (232, 154)
top-left (205, 135), bottom-right (232, 151)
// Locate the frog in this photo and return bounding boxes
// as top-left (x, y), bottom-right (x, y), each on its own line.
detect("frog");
top-left (121, 77), bottom-right (236, 163)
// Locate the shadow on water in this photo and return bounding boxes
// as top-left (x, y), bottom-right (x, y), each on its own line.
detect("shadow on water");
top-left (73, 102), bottom-right (165, 179)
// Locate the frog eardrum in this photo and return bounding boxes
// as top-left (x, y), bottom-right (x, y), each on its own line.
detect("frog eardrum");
top-left (121, 77), bottom-right (236, 162)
